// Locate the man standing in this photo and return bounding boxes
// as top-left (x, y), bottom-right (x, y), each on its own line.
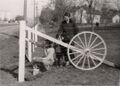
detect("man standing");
top-left (56, 12), bottom-right (79, 66)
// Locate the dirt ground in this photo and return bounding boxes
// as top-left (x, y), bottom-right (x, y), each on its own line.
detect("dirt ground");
top-left (0, 24), bottom-right (120, 86)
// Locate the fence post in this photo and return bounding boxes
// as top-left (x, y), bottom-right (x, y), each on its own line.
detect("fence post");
top-left (28, 30), bottom-right (32, 62)
top-left (18, 21), bottom-right (26, 82)
top-left (32, 32), bottom-right (35, 52)
top-left (35, 24), bottom-right (38, 45)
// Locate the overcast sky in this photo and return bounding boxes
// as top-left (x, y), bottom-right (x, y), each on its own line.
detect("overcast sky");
top-left (0, 0), bottom-right (119, 18)
top-left (0, 0), bottom-right (24, 17)
top-left (0, 0), bottom-right (50, 18)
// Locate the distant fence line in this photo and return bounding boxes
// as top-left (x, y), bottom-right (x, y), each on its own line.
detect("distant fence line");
top-left (76, 23), bottom-right (120, 30)
top-left (0, 23), bottom-right (18, 27)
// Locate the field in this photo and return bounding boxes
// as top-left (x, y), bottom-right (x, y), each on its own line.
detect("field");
top-left (0, 24), bottom-right (120, 86)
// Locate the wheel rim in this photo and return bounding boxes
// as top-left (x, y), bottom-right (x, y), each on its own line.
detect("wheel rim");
top-left (67, 31), bottom-right (107, 70)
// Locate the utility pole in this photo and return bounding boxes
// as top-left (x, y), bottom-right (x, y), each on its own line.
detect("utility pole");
top-left (34, 0), bottom-right (36, 25)
top-left (34, 0), bottom-right (39, 24)
top-left (24, 0), bottom-right (27, 21)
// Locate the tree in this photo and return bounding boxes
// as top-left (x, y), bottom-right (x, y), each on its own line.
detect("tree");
top-left (104, 0), bottom-right (120, 11)
top-left (53, 0), bottom-right (85, 23)
top-left (100, 0), bottom-right (120, 23)
top-left (15, 15), bottom-right (24, 21)
top-left (39, 7), bottom-right (54, 24)
top-left (38, 0), bottom-right (120, 25)
top-left (54, 0), bottom-right (71, 22)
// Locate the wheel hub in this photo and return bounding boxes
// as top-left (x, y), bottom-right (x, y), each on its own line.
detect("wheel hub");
top-left (84, 48), bottom-right (91, 56)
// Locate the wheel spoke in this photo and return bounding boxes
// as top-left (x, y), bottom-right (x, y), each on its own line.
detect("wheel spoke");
top-left (88, 33), bottom-right (92, 47)
top-left (82, 55), bottom-right (87, 68)
top-left (89, 55), bottom-right (97, 66)
top-left (87, 56), bottom-right (90, 68)
top-left (91, 48), bottom-right (105, 51)
top-left (76, 54), bottom-right (84, 66)
top-left (72, 53), bottom-right (82, 61)
top-left (92, 51), bottom-right (104, 56)
top-left (90, 36), bottom-right (98, 48)
top-left (84, 33), bottom-right (87, 48)
top-left (73, 40), bottom-right (83, 49)
top-left (91, 41), bottom-right (103, 49)
top-left (78, 36), bottom-right (85, 48)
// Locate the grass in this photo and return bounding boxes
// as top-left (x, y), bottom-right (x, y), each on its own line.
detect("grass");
top-left (0, 24), bottom-right (120, 86)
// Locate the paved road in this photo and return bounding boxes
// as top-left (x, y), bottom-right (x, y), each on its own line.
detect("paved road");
top-left (0, 24), bottom-right (19, 66)
top-left (0, 24), bottom-right (19, 40)
top-left (0, 24), bottom-right (18, 34)
top-left (0, 24), bottom-right (19, 85)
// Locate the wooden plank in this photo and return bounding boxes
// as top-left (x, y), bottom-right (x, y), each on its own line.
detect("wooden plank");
top-left (25, 26), bottom-right (82, 53)
top-left (34, 25), bottom-right (38, 47)
top-left (32, 32), bottom-right (35, 53)
top-left (103, 60), bottom-right (115, 67)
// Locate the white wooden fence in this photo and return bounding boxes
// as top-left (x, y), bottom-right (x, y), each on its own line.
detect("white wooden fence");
top-left (18, 21), bottom-right (115, 82)
top-left (18, 21), bottom-right (78, 82)
top-left (19, 21), bottom-right (39, 82)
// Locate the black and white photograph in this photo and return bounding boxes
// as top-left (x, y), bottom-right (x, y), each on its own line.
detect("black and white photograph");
top-left (0, 0), bottom-right (120, 86)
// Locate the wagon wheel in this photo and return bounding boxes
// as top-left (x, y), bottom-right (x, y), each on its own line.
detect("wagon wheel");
top-left (67, 31), bottom-right (107, 70)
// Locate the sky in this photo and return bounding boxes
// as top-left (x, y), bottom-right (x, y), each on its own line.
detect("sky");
top-left (0, 0), bottom-right (24, 17)
top-left (26, 0), bottom-right (51, 19)
top-left (0, 0), bottom-right (119, 19)
top-left (0, 0), bottom-right (51, 18)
